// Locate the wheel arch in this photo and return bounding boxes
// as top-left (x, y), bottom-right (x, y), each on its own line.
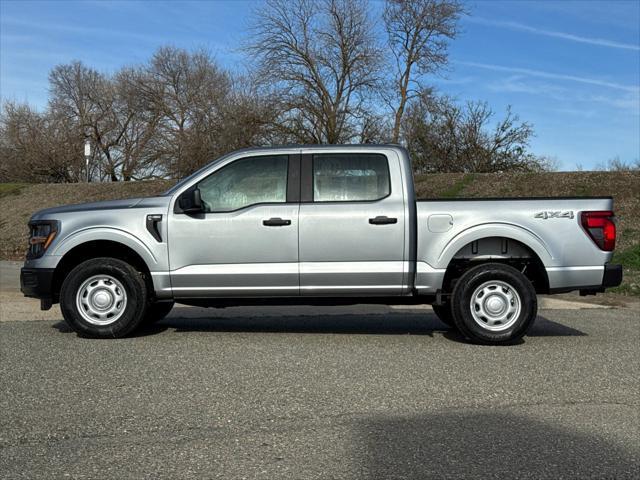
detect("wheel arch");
top-left (51, 227), bottom-right (158, 265)
top-left (52, 239), bottom-right (154, 302)
top-left (437, 223), bottom-right (553, 267)
top-left (441, 234), bottom-right (550, 295)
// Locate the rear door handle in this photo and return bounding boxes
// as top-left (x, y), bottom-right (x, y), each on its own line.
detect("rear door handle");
top-left (369, 216), bottom-right (398, 225)
top-left (263, 217), bottom-right (292, 227)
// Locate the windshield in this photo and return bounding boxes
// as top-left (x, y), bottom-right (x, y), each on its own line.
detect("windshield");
top-left (163, 152), bottom-right (234, 196)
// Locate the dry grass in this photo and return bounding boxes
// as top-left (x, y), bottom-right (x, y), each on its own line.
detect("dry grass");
top-left (0, 183), bottom-right (28, 199)
top-left (1, 172), bottom-right (638, 294)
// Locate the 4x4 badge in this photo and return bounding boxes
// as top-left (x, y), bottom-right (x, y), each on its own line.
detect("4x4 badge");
top-left (534, 211), bottom-right (574, 219)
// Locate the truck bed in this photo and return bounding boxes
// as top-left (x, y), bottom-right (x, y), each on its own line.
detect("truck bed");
top-left (414, 196), bottom-right (614, 293)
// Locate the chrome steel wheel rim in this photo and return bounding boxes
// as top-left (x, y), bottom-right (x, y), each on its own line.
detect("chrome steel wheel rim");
top-left (75, 275), bottom-right (127, 325)
top-left (470, 280), bottom-right (521, 332)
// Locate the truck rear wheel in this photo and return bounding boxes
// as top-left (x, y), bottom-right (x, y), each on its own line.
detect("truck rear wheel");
top-left (451, 263), bottom-right (537, 344)
top-left (60, 257), bottom-right (148, 338)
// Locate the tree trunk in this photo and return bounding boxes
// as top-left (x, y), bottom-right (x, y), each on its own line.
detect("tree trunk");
top-left (392, 68), bottom-right (411, 144)
top-left (391, 103), bottom-right (404, 144)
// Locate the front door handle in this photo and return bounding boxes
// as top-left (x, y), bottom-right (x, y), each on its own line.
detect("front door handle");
top-left (369, 216), bottom-right (398, 225)
top-left (263, 217), bottom-right (292, 227)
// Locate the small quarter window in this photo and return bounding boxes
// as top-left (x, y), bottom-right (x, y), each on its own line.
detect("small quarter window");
top-left (313, 153), bottom-right (390, 202)
top-left (197, 155), bottom-right (288, 212)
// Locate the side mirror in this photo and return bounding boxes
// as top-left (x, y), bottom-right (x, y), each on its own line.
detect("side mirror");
top-left (178, 188), bottom-right (203, 214)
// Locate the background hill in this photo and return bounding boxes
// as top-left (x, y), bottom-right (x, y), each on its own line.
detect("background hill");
top-left (1, 171), bottom-right (638, 295)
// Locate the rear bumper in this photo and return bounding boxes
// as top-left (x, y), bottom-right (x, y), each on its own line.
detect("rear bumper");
top-left (601, 264), bottom-right (623, 288)
top-left (20, 267), bottom-right (55, 309)
top-left (578, 264), bottom-right (623, 296)
top-left (547, 264), bottom-right (623, 295)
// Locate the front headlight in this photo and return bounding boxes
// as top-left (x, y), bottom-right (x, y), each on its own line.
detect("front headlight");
top-left (27, 221), bottom-right (59, 259)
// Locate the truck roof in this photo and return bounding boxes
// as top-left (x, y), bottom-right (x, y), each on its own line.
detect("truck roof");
top-left (227, 144), bottom-right (408, 154)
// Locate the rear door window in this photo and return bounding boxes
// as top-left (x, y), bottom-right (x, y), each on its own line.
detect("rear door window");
top-left (312, 153), bottom-right (390, 202)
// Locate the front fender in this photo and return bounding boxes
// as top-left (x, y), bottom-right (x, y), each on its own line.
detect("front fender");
top-left (437, 222), bottom-right (554, 268)
top-left (51, 227), bottom-right (159, 269)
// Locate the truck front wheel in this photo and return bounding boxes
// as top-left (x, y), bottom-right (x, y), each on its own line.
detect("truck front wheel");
top-left (451, 263), bottom-right (537, 344)
top-left (60, 257), bottom-right (148, 338)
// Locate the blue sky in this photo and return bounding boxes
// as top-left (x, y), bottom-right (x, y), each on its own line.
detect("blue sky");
top-left (1, 0), bottom-right (638, 170)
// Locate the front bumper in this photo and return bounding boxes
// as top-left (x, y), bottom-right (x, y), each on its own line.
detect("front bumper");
top-left (20, 267), bottom-right (55, 310)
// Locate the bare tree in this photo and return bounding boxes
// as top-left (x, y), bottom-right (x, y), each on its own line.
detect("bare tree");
top-left (48, 61), bottom-right (169, 181)
top-left (49, 62), bottom-right (124, 180)
top-left (247, 0), bottom-right (381, 144)
top-left (137, 46), bottom-right (236, 177)
top-left (2, 47), bottom-right (281, 183)
top-left (0, 101), bottom-right (85, 182)
top-left (596, 156), bottom-right (640, 172)
top-left (384, 0), bottom-right (464, 143)
top-left (112, 68), bottom-right (164, 180)
top-left (0, 102), bottom-right (45, 182)
top-left (404, 93), bottom-right (548, 173)
top-left (212, 75), bottom-right (283, 152)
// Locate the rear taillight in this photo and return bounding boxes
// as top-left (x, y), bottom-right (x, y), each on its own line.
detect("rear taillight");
top-left (580, 211), bottom-right (616, 251)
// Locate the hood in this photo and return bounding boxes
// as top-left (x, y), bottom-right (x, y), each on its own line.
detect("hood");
top-left (30, 196), bottom-right (170, 220)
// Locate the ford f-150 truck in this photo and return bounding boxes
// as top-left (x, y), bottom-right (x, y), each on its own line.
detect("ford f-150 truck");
top-left (21, 145), bottom-right (622, 343)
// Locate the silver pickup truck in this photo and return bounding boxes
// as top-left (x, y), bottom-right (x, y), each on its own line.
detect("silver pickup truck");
top-left (21, 145), bottom-right (622, 344)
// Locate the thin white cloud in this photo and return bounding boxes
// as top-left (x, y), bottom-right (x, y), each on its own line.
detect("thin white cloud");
top-left (552, 107), bottom-right (597, 119)
top-left (487, 75), bottom-right (568, 99)
top-left (486, 75), bottom-right (639, 115)
top-left (458, 61), bottom-right (639, 93)
top-left (429, 76), bottom-right (476, 86)
top-left (1, 16), bottom-right (165, 44)
top-left (467, 17), bottom-right (640, 52)
top-left (588, 93), bottom-right (640, 114)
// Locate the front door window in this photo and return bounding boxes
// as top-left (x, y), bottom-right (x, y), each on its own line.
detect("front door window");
top-left (197, 155), bottom-right (288, 212)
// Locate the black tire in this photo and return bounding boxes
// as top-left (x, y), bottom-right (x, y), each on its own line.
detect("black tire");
top-left (432, 303), bottom-right (454, 327)
top-left (451, 263), bottom-right (537, 345)
top-left (143, 301), bottom-right (174, 324)
top-left (60, 257), bottom-right (148, 338)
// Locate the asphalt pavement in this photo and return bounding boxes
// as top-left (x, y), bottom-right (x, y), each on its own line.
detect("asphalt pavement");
top-left (0, 261), bottom-right (638, 479)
